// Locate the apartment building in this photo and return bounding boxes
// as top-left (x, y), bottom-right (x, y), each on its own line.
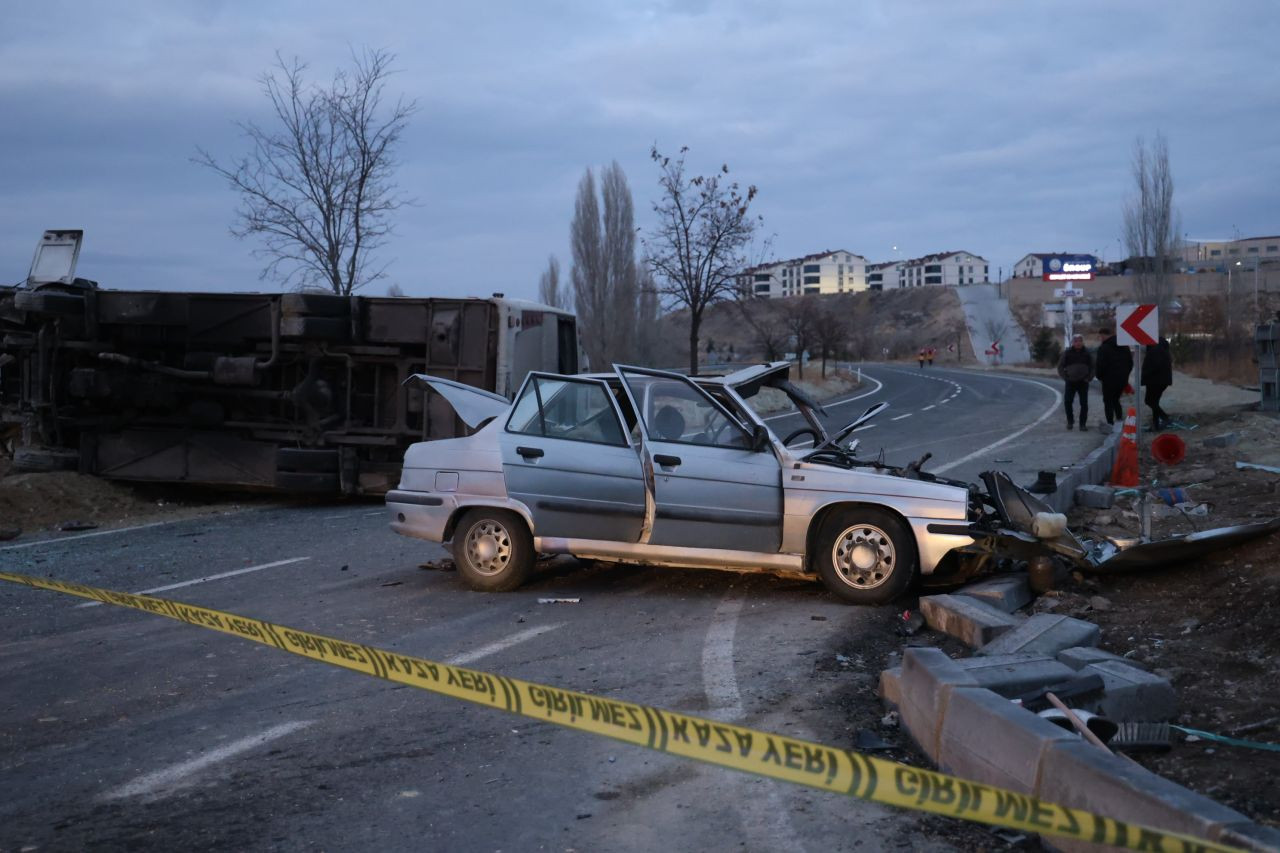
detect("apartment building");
top-left (742, 250), bottom-right (868, 298)
top-left (866, 261), bottom-right (903, 291)
top-left (1183, 236), bottom-right (1280, 268)
top-left (895, 251), bottom-right (989, 288)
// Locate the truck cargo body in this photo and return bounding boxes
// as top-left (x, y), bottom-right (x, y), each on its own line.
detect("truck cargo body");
top-left (0, 233), bottom-right (579, 494)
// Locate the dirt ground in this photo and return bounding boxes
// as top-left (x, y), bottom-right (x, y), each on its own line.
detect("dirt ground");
top-left (0, 456), bottom-right (291, 542)
top-left (1061, 405), bottom-right (1280, 828)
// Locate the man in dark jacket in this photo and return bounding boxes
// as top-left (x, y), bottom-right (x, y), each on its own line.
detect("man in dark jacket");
top-left (1141, 337), bottom-right (1173, 430)
top-left (1057, 333), bottom-right (1095, 431)
top-left (1094, 328), bottom-right (1133, 426)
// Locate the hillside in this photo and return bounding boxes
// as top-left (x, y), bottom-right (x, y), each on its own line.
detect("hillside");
top-left (652, 287), bottom-right (974, 371)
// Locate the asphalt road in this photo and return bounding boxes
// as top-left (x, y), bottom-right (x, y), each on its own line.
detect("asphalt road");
top-left (0, 365), bottom-right (1106, 852)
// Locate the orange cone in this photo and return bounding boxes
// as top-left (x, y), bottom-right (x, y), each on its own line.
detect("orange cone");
top-left (1109, 407), bottom-right (1139, 487)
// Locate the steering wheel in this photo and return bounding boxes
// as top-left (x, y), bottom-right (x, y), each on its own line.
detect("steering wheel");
top-left (781, 427), bottom-right (820, 448)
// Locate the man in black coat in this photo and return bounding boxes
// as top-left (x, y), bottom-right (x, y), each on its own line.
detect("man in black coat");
top-left (1094, 328), bottom-right (1133, 426)
top-left (1057, 333), bottom-right (1095, 431)
top-left (1141, 337), bottom-right (1173, 430)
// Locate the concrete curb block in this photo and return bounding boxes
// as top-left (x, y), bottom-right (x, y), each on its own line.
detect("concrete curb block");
top-left (1028, 423), bottom-right (1122, 514)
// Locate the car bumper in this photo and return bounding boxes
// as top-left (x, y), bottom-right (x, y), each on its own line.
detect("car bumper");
top-left (386, 490), bottom-right (453, 542)
top-left (910, 518), bottom-right (977, 574)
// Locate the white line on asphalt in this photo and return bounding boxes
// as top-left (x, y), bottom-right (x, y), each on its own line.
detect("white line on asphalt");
top-left (938, 398), bottom-right (949, 404)
top-left (921, 405), bottom-right (935, 411)
top-left (852, 424), bottom-right (876, 432)
top-left (702, 594), bottom-right (802, 848)
top-left (890, 414), bottom-right (912, 421)
top-left (761, 373), bottom-right (884, 422)
top-left (445, 623), bottom-right (564, 666)
top-left (101, 720), bottom-right (314, 801)
top-left (75, 557), bottom-right (312, 608)
top-left (0, 520), bottom-right (180, 552)
top-left (931, 374), bottom-right (1064, 475)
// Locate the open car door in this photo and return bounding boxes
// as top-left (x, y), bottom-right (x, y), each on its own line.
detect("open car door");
top-left (615, 365), bottom-right (782, 554)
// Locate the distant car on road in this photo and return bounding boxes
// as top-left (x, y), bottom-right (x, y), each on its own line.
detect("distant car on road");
top-left (386, 362), bottom-right (978, 604)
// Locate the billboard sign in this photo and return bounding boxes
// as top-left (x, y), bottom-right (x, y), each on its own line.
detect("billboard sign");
top-left (1041, 254), bottom-right (1096, 282)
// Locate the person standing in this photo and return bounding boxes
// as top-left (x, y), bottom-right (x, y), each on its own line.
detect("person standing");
top-left (1057, 333), bottom-right (1095, 431)
top-left (1094, 327), bottom-right (1133, 426)
top-left (1141, 337), bottom-right (1173, 430)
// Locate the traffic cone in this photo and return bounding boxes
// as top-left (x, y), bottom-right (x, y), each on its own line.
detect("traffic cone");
top-left (1109, 407), bottom-right (1139, 487)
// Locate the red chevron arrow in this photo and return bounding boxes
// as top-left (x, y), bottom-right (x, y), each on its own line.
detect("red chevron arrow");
top-left (1119, 304), bottom-right (1158, 346)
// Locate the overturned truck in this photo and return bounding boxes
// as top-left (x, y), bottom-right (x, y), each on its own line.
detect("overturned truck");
top-left (0, 230), bottom-right (581, 494)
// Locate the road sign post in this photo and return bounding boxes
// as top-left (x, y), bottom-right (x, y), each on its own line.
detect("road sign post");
top-left (1054, 286), bottom-right (1086, 342)
top-left (1117, 304), bottom-right (1159, 539)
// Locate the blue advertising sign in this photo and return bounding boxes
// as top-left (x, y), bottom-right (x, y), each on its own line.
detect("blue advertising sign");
top-left (1041, 254), bottom-right (1096, 281)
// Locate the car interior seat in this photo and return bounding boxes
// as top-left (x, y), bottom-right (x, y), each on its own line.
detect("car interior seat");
top-left (653, 405), bottom-right (685, 441)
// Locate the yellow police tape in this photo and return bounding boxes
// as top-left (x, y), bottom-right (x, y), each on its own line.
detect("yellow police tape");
top-left (0, 570), bottom-right (1241, 852)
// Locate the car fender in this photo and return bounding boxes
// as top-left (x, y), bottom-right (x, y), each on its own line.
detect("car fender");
top-left (441, 496), bottom-right (536, 543)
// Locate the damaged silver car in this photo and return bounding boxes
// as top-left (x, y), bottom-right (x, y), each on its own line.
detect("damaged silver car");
top-left (385, 362), bottom-right (1280, 603)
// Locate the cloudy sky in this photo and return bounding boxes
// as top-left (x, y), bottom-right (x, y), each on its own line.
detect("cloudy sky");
top-left (2, 1), bottom-right (1277, 300)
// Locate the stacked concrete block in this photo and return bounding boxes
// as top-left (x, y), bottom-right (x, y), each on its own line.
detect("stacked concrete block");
top-left (881, 648), bottom-right (977, 762)
top-left (918, 594), bottom-right (1021, 648)
top-left (977, 613), bottom-right (1101, 657)
top-left (955, 574), bottom-right (1032, 614)
top-left (956, 654), bottom-right (1076, 698)
top-left (1056, 645), bottom-right (1131, 670)
top-left (1037, 740), bottom-right (1279, 852)
top-left (936, 686), bottom-right (1076, 793)
top-left (1078, 660), bottom-right (1177, 722)
top-left (1074, 484), bottom-right (1115, 509)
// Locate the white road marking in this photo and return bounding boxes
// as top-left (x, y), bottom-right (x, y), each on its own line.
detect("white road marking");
top-left (938, 398), bottom-right (949, 404)
top-left (852, 424), bottom-right (876, 432)
top-left (890, 413), bottom-right (912, 421)
top-left (101, 720), bottom-right (314, 801)
top-left (446, 624), bottom-right (564, 665)
top-left (761, 374), bottom-right (884, 422)
top-left (931, 374), bottom-right (1063, 475)
top-left (702, 594), bottom-right (802, 848)
top-left (0, 520), bottom-right (180, 552)
top-left (921, 405), bottom-right (935, 411)
top-left (75, 557), bottom-right (311, 608)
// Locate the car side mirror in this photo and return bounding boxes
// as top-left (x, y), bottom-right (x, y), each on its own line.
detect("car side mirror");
top-left (751, 424), bottom-right (770, 452)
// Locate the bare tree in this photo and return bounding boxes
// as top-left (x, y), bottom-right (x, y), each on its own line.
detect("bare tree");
top-left (385, 282), bottom-right (406, 297)
top-left (644, 146), bottom-right (760, 375)
top-left (635, 265), bottom-right (662, 367)
top-left (1123, 133), bottom-right (1181, 313)
top-left (571, 162), bottom-right (639, 367)
top-left (735, 299), bottom-right (788, 362)
top-left (537, 254), bottom-right (569, 309)
top-left (779, 297), bottom-right (816, 379)
top-left (983, 317), bottom-right (1009, 363)
top-left (195, 49), bottom-right (416, 295)
top-left (811, 298), bottom-right (850, 377)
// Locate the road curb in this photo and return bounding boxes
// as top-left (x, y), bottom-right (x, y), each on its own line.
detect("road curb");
top-left (1029, 423), bottom-right (1122, 514)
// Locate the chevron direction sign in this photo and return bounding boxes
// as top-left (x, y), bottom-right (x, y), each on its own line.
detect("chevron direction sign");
top-left (1117, 303), bottom-right (1158, 346)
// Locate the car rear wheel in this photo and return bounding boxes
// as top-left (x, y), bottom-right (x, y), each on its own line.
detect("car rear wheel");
top-left (815, 507), bottom-right (917, 605)
top-left (452, 509), bottom-right (534, 592)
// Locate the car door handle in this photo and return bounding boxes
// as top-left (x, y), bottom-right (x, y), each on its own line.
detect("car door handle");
top-left (516, 446), bottom-right (544, 459)
top-left (653, 454), bottom-right (682, 467)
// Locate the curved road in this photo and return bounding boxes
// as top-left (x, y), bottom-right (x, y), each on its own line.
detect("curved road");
top-left (0, 365), bottom-right (1105, 852)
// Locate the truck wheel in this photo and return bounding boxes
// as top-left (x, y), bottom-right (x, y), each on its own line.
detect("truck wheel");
top-left (815, 507), bottom-right (917, 605)
top-left (14, 290), bottom-right (85, 316)
top-left (452, 508), bottom-right (533, 592)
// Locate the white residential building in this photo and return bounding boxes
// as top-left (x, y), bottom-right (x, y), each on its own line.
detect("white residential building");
top-left (866, 261), bottom-right (903, 291)
top-left (894, 251), bottom-right (989, 288)
top-left (742, 250), bottom-right (868, 299)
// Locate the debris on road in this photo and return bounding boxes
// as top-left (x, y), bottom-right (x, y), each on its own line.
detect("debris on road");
top-left (58, 520), bottom-right (98, 532)
top-left (1236, 460), bottom-right (1280, 474)
top-left (537, 597), bottom-right (580, 604)
top-left (895, 609), bottom-right (925, 636)
top-left (419, 558), bottom-right (456, 572)
top-left (0, 526), bottom-right (20, 541)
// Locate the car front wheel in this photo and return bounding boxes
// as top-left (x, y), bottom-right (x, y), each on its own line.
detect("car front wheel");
top-left (815, 507), bottom-right (917, 605)
top-left (452, 509), bottom-right (534, 592)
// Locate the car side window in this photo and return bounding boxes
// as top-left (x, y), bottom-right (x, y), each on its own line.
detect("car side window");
top-left (506, 377), bottom-right (628, 447)
top-left (640, 378), bottom-right (752, 449)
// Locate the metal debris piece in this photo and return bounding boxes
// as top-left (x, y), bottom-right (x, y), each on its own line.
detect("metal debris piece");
top-left (1236, 461), bottom-right (1280, 474)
